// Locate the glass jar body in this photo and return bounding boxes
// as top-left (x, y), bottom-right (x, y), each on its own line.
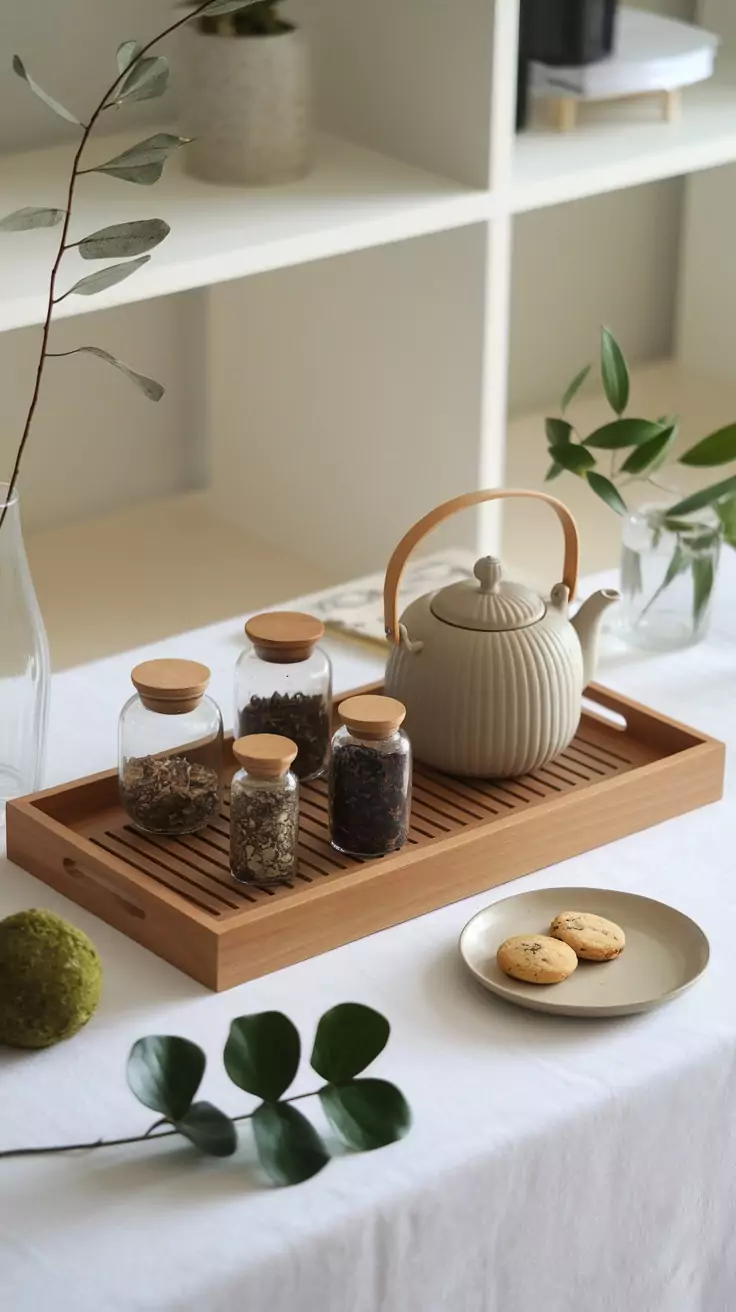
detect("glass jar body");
top-left (329, 725), bottom-right (412, 858)
top-left (230, 768), bottom-right (299, 886)
top-left (620, 503), bottom-right (721, 652)
top-left (234, 645), bottom-right (332, 781)
top-left (118, 694), bottom-right (223, 835)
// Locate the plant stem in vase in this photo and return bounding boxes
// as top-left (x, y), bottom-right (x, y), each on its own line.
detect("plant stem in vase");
top-left (621, 504), bottom-right (720, 652)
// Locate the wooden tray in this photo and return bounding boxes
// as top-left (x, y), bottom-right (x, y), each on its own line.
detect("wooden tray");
top-left (5, 682), bottom-right (724, 991)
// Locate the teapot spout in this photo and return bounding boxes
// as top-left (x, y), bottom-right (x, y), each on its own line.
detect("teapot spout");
top-left (571, 589), bottom-right (620, 686)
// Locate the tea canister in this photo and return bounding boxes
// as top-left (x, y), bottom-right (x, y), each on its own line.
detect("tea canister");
top-left (235, 611), bottom-right (332, 781)
top-left (230, 734), bottom-right (299, 888)
top-left (329, 695), bottom-right (411, 858)
top-left (119, 659), bottom-right (223, 835)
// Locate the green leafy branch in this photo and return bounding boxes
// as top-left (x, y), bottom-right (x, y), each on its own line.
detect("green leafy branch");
top-left (545, 327), bottom-right (736, 626)
top-left (0, 0), bottom-right (256, 534)
top-left (0, 1004), bottom-right (411, 1187)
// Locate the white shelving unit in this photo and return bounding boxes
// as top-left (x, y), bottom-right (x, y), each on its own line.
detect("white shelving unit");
top-left (2, 0), bottom-right (735, 666)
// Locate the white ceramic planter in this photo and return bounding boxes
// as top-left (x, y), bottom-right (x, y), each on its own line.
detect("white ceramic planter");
top-left (182, 26), bottom-right (312, 186)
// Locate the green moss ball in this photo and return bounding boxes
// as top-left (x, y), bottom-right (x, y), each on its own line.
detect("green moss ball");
top-left (0, 909), bottom-right (102, 1049)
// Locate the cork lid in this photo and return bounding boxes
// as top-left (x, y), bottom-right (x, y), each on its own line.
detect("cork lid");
top-left (338, 694), bottom-right (406, 740)
top-left (131, 659), bottom-right (211, 715)
top-left (245, 611), bottom-right (325, 663)
top-left (233, 733), bottom-right (298, 779)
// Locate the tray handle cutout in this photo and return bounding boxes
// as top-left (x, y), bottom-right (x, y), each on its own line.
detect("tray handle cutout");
top-left (582, 687), bottom-right (628, 731)
top-left (62, 856), bottom-right (146, 920)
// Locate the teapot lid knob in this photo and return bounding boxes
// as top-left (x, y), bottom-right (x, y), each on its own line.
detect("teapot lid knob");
top-left (474, 556), bottom-right (502, 594)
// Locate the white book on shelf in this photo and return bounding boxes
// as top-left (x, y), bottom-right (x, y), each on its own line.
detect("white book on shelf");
top-left (530, 9), bottom-right (720, 102)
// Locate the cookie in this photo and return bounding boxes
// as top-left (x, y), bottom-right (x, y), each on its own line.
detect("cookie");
top-left (549, 911), bottom-right (625, 961)
top-left (497, 934), bottom-right (578, 985)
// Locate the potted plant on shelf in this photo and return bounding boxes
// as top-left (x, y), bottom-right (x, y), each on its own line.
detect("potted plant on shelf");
top-left (544, 327), bottom-right (736, 652)
top-left (181, 0), bottom-right (312, 186)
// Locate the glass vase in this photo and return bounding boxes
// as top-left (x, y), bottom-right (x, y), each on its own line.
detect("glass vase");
top-left (0, 485), bottom-right (50, 811)
top-left (620, 502), bottom-right (721, 652)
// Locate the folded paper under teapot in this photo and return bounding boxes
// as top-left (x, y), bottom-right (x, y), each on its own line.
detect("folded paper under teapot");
top-left (384, 489), bottom-right (619, 778)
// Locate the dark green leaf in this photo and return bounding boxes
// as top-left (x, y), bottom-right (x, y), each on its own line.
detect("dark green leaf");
top-left (547, 442), bottom-right (596, 476)
top-left (545, 418), bottom-right (573, 446)
top-left (78, 219), bottom-right (170, 260)
top-left (666, 476), bottom-right (736, 518)
top-left (66, 347), bottom-right (164, 401)
top-left (13, 55), bottom-right (80, 125)
top-left (311, 1003), bottom-right (390, 1084)
top-left (320, 1079), bottom-right (411, 1152)
top-left (545, 461), bottom-right (563, 482)
top-left (600, 325), bottom-right (629, 415)
top-left (678, 423), bottom-right (736, 468)
top-left (225, 1013), bottom-right (300, 1101)
top-left (692, 555), bottom-right (715, 627)
top-left (583, 418), bottom-right (664, 450)
top-left (620, 425), bottom-right (677, 475)
top-left (115, 57), bottom-right (170, 105)
top-left (86, 133), bottom-right (190, 185)
top-left (586, 471), bottom-right (627, 516)
top-left (660, 517), bottom-right (698, 535)
top-left (117, 40), bottom-right (142, 75)
top-left (127, 1035), bottom-right (205, 1121)
top-left (65, 255), bottom-right (151, 297)
top-left (0, 206), bottom-right (65, 232)
top-left (662, 544), bottom-right (689, 589)
top-left (176, 1101), bottom-right (237, 1157)
top-left (561, 363), bottom-right (591, 414)
top-left (197, 0), bottom-right (265, 13)
top-left (716, 497), bottom-right (736, 549)
top-left (252, 1102), bottom-right (329, 1186)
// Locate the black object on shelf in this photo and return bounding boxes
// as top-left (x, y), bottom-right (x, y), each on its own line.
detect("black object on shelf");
top-left (517, 0), bottom-right (619, 130)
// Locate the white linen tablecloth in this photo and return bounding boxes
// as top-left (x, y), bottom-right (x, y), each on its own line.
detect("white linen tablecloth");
top-left (1, 561), bottom-right (736, 1312)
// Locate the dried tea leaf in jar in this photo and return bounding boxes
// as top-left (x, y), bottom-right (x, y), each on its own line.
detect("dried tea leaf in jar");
top-left (230, 734), bottom-right (299, 887)
top-left (119, 659), bottom-right (223, 836)
top-left (235, 612), bottom-right (332, 781)
top-left (329, 695), bottom-right (411, 858)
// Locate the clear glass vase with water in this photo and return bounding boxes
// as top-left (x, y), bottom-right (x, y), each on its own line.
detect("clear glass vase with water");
top-left (0, 485), bottom-right (50, 812)
top-left (620, 503), bottom-right (721, 652)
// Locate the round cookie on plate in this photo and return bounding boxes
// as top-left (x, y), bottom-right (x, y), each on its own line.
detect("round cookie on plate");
top-left (549, 911), bottom-right (625, 961)
top-left (497, 934), bottom-right (578, 985)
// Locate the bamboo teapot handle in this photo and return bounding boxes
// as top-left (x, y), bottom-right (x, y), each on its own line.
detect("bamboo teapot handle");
top-left (383, 488), bottom-right (580, 644)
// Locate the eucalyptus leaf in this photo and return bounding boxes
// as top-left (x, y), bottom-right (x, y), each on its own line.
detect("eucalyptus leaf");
top-left (663, 544), bottom-right (689, 589)
top-left (65, 255), bottom-right (151, 297)
top-left (0, 206), bottom-right (65, 232)
top-left (679, 423), bottom-right (736, 468)
top-left (12, 55), bottom-right (81, 125)
top-left (176, 1102), bottom-right (238, 1157)
top-left (600, 325), bottom-right (629, 415)
top-left (117, 40), bottom-right (143, 75)
top-left (198, 0), bottom-right (266, 13)
top-left (583, 418), bottom-right (664, 450)
top-left (586, 471), bottom-right (627, 516)
top-left (666, 476), bottom-right (736, 518)
top-left (716, 497), bottom-right (736, 549)
top-left (67, 347), bottom-right (164, 402)
top-left (545, 461), bottom-right (563, 482)
top-left (78, 219), bottom-right (170, 260)
top-left (115, 57), bottom-right (170, 105)
top-left (547, 442), bottom-right (595, 476)
top-left (127, 1035), bottom-right (205, 1121)
top-left (85, 133), bottom-right (190, 185)
top-left (545, 418), bottom-right (573, 446)
top-left (620, 425), bottom-right (677, 476)
top-left (311, 1003), bottom-right (390, 1084)
top-left (319, 1079), bottom-right (411, 1152)
top-left (252, 1102), bottom-right (330, 1186)
top-left (225, 1013), bottom-right (300, 1101)
top-left (560, 363), bottom-right (591, 414)
top-left (692, 555), bottom-right (715, 627)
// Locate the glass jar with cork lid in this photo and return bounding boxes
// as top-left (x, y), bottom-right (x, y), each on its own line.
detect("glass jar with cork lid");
top-left (230, 734), bottom-right (299, 887)
top-left (329, 695), bottom-right (411, 858)
top-left (235, 611), bottom-right (332, 782)
top-left (119, 659), bottom-right (223, 835)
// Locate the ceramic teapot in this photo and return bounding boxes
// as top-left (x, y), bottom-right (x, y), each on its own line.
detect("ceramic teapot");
top-left (383, 489), bottom-right (619, 778)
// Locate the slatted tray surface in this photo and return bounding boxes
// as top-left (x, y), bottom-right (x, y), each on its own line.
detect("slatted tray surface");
top-left (6, 683), bottom-right (725, 990)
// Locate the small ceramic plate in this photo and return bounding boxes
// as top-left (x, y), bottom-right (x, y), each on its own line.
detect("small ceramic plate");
top-left (460, 886), bottom-right (709, 1017)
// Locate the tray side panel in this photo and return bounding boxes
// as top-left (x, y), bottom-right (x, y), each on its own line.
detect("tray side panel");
top-left (214, 739), bottom-right (725, 989)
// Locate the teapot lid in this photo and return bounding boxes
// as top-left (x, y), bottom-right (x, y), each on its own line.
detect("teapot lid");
top-left (429, 557), bottom-right (544, 632)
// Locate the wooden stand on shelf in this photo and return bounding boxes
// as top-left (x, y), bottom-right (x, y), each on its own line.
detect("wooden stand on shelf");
top-left (546, 87), bottom-right (681, 134)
